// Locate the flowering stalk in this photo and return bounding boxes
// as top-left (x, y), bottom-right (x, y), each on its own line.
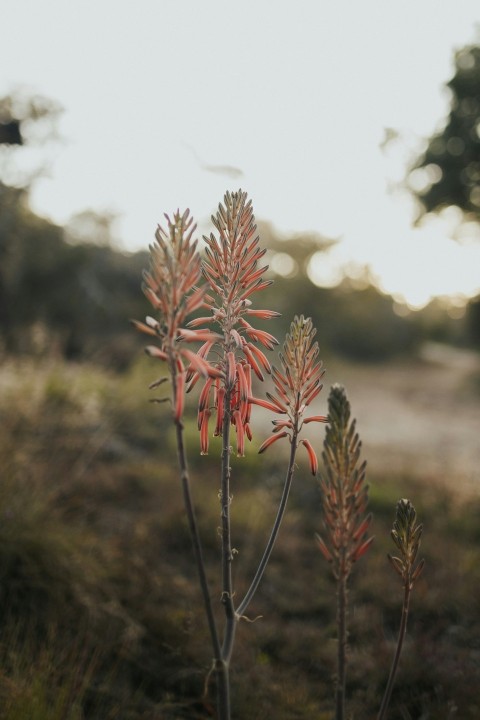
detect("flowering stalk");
top-left (132, 210), bottom-right (225, 710)
top-left (190, 190), bottom-right (279, 458)
top-left (316, 384), bottom-right (373, 720)
top-left (132, 194), bottom-right (426, 720)
top-left (238, 314), bottom-right (327, 616)
top-left (377, 499), bottom-right (425, 720)
top-left (186, 192), bottom-right (329, 718)
top-left (188, 190), bottom-right (282, 716)
top-left (134, 194), bottom-right (328, 720)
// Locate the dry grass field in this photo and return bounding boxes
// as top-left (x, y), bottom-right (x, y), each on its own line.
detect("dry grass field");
top-left (0, 347), bottom-right (479, 718)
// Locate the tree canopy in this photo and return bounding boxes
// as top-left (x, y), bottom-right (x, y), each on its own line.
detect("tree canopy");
top-left (409, 44), bottom-right (480, 224)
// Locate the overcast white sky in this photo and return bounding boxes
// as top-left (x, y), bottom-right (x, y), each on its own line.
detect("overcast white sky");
top-left (2, 0), bottom-right (480, 307)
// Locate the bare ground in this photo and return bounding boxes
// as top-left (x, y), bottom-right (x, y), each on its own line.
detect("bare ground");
top-left (323, 343), bottom-right (480, 500)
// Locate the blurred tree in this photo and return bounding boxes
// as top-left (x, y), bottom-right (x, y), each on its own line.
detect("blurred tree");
top-left (0, 120), bottom-right (22, 145)
top-left (66, 210), bottom-right (119, 247)
top-left (0, 87), bottom-right (472, 366)
top-left (0, 90), bottom-right (62, 186)
top-left (408, 44), bottom-right (480, 224)
top-left (466, 294), bottom-right (480, 347)
top-left (259, 220), bottom-right (335, 269)
top-left (0, 91), bottom-right (148, 367)
top-left (258, 222), bottom-right (421, 361)
top-left (0, 178), bottom-right (148, 366)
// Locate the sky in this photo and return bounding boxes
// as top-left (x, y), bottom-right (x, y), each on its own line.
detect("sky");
top-left (2, 0), bottom-right (480, 308)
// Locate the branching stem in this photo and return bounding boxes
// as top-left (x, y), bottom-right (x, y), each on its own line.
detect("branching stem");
top-left (237, 433), bottom-right (298, 617)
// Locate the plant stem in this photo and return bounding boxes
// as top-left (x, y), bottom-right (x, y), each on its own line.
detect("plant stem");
top-left (170, 362), bottom-right (224, 716)
top-left (237, 434), bottom-right (298, 618)
top-left (174, 418), bottom-right (222, 662)
top-left (218, 384), bottom-right (235, 718)
top-left (377, 582), bottom-right (411, 720)
top-left (335, 556), bottom-right (347, 720)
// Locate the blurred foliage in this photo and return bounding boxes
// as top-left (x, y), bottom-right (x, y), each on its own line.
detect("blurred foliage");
top-left (0, 90), bottom-right (145, 367)
top-left (0, 359), bottom-right (478, 718)
top-left (0, 92), bottom-right (62, 144)
top-left (0, 91), bottom-right (63, 187)
top-left (466, 294), bottom-right (480, 347)
top-left (1, 87), bottom-right (478, 366)
top-left (257, 220), bottom-right (479, 358)
top-left (0, 179), bottom-right (478, 367)
top-left (261, 272), bottom-right (420, 362)
top-left (0, 181), bottom-right (148, 367)
top-left (409, 43), bottom-right (480, 223)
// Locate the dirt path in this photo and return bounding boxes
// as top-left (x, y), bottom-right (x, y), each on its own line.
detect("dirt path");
top-left (323, 344), bottom-right (480, 500)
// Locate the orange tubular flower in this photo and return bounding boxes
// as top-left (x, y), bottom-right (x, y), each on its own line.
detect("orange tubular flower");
top-left (301, 438), bottom-right (318, 476)
top-left (199, 409), bottom-right (212, 455)
top-left (132, 209), bottom-right (221, 421)
top-left (233, 410), bottom-right (245, 457)
top-left (244, 342), bottom-right (272, 373)
top-left (183, 190), bottom-right (280, 454)
top-left (242, 344), bottom-right (264, 381)
top-left (252, 315), bottom-right (327, 475)
top-left (249, 396), bottom-right (287, 414)
top-left (174, 371), bottom-right (186, 421)
top-left (214, 387), bottom-right (225, 436)
top-left (258, 431), bottom-right (288, 453)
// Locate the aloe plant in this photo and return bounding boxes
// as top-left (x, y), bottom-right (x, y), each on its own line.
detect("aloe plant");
top-left (316, 384), bottom-right (373, 720)
top-left (377, 499), bottom-right (425, 720)
top-left (134, 191), bottom-right (327, 719)
top-left (133, 190), bottom-right (425, 720)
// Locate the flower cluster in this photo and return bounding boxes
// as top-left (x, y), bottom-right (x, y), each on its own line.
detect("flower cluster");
top-left (186, 190), bottom-right (280, 455)
top-left (134, 197), bottom-right (326, 466)
top-left (251, 315), bottom-right (327, 474)
top-left (388, 499), bottom-right (425, 589)
top-left (132, 210), bottom-right (221, 421)
top-left (316, 384), bottom-right (373, 577)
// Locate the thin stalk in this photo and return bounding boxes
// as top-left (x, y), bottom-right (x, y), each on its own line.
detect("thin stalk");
top-left (377, 583), bottom-right (411, 720)
top-left (219, 384), bottom-right (236, 718)
top-left (174, 418), bottom-right (222, 662)
top-left (335, 557), bottom-right (348, 720)
top-left (335, 468), bottom-right (348, 720)
top-left (170, 362), bottom-right (225, 717)
top-left (237, 434), bottom-right (298, 617)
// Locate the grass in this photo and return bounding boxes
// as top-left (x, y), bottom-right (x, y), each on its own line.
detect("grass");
top-left (0, 356), bottom-right (478, 718)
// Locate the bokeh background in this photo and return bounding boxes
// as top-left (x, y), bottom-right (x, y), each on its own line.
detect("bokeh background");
top-left (0, 2), bottom-right (479, 718)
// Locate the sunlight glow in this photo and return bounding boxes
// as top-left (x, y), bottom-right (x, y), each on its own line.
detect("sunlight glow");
top-left (269, 252), bottom-right (298, 277)
top-left (3, 1), bottom-right (480, 308)
top-left (307, 250), bottom-right (344, 288)
top-left (373, 218), bottom-right (480, 308)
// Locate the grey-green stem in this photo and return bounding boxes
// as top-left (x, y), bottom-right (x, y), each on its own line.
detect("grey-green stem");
top-left (174, 418), bottom-right (222, 662)
top-left (218, 383), bottom-right (235, 718)
top-left (377, 582), bottom-right (411, 720)
top-left (335, 551), bottom-right (348, 720)
top-left (170, 360), bottom-right (225, 716)
top-left (237, 433), bottom-right (298, 618)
